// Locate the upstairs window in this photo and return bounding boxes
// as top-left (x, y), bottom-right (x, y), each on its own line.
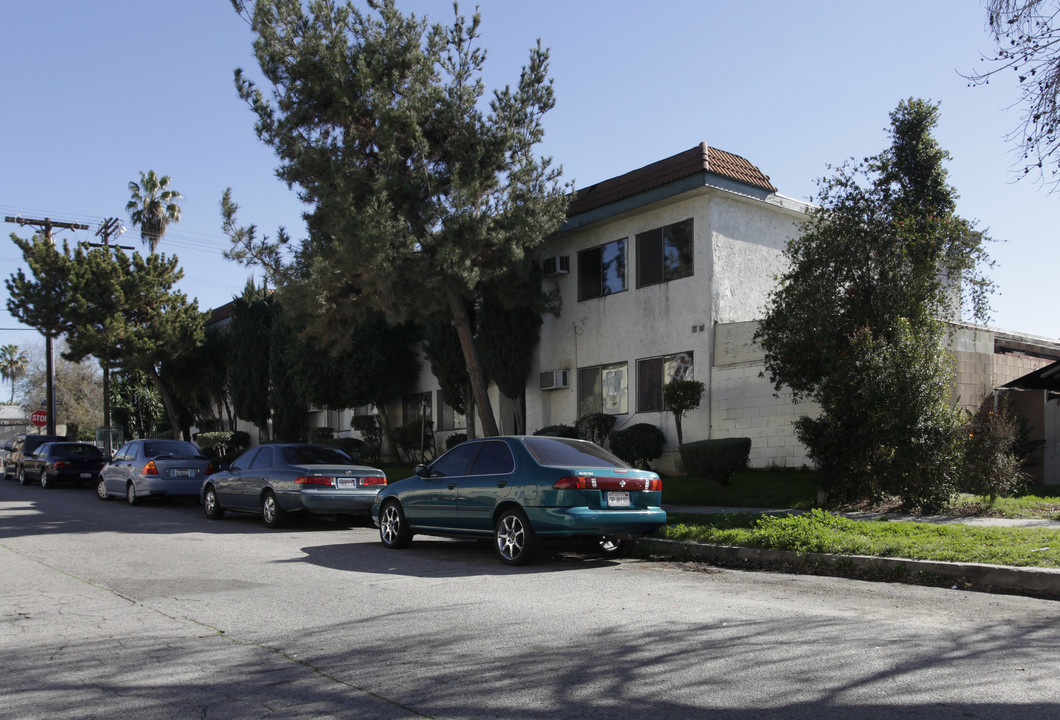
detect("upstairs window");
top-left (636, 218), bottom-right (694, 288)
top-left (578, 238), bottom-right (627, 301)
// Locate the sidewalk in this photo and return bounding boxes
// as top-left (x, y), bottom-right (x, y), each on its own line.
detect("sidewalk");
top-left (646, 505), bottom-right (1060, 598)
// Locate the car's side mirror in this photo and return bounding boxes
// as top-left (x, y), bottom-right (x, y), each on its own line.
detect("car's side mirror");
top-left (414, 464), bottom-right (428, 477)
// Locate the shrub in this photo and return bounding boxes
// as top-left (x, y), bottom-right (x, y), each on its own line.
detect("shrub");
top-left (330, 436), bottom-right (365, 461)
top-left (533, 424), bottom-right (579, 438)
top-left (574, 413), bottom-right (616, 446)
top-left (445, 433), bottom-right (467, 450)
top-left (609, 423), bottom-right (665, 470)
top-left (351, 415), bottom-right (382, 463)
top-left (195, 431), bottom-right (251, 463)
top-left (310, 426), bottom-right (335, 443)
top-left (680, 437), bottom-right (751, 485)
top-left (663, 379), bottom-right (705, 446)
top-left (962, 402), bottom-right (1027, 504)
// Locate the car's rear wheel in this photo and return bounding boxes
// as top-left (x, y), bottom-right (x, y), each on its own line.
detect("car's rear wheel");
top-left (203, 485), bottom-right (225, 519)
top-left (495, 507), bottom-right (538, 566)
top-left (40, 471), bottom-right (52, 489)
top-left (379, 500), bottom-right (412, 549)
top-left (126, 481), bottom-right (140, 506)
top-left (598, 537), bottom-right (638, 557)
top-left (262, 491), bottom-right (286, 528)
top-left (96, 477), bottom-right (110, 501)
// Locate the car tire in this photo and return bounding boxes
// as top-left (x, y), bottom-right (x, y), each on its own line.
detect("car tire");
top-left (598, 537), bottom-right (638, 557)
top-left (96, 477), bottom-right (110, 501)
top-left (379, 500), bottom-right (413, 549)
top-left (40, 471), bottom-right (52, 489)
top-left (262, 491), bottom-right (286, 528)
top-left (203, 485), bottom-right (225, 520)
top-left (126, 481), bottom-right (140, 506)
top-left (495, 507), bottom-right (539, 566)
top-left (17, 466), bottom-right (28, 486)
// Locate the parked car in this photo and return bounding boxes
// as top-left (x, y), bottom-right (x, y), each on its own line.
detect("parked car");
top-left (97, 439), bottom-right (213, 505)
top-left (201, 443), bottom-right (387, 528)
top-left (4, 434), bottom-right (66, 481)
top-left (20, 442), bottom-right (107, 488)
top-left (371, 435), bottom-right (667, 566)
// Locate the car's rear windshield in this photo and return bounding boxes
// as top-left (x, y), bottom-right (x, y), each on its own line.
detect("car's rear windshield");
top-left (144, 441), bottom-right (201, 458)
top-left (51, 443), bottom-right (104, 458)
top-left (283, 446), bottom-right (353, 466)
top-left (522, 437), bottom-right (628, 468)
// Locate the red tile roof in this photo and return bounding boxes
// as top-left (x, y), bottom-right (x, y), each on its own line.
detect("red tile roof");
top-left (566, 142), bottom-right (776, 218)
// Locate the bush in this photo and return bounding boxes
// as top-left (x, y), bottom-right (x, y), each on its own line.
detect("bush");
top-left (445, 433), bottom-right (467, 450)
top-left (310, 426), bottom-right (335, 443)
top-left (680, 437), bottom-right (752, 485)
top-left (533, 424), bottom-right (579, 438)
top-left (663, 379), bottom-right (705, 446)
top-left (962, 402), bottom-right (1027, 504)
top-left (351, 415), bottom-right (382, 463)
top-left (575, 413), bottom-right (616, 446)
top-left (194, 431), bottom-right (251, 463)
top-left (609, 423), bottom-right (665, 470)
top-left (330, 436), bottom-right (365, 462)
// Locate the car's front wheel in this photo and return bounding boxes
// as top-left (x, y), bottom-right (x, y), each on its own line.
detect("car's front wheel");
top-left (379, 500), bottom-right (413, 549)
top-left (96, 477), bottom-right (110, 501)
top-left (495, 507), bottom-right (539, 566)
top-left (17, 467), bottom-right (28, 486)
top-left (262, 491), bottom-right (286, 528)
top-left (203, 485), bottom-right (225, 519)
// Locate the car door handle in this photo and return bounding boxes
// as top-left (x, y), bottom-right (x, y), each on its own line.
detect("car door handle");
top-left (448, 482), bottom-right (457, 490)
top-left (497, 481), bottom-right (508, 488)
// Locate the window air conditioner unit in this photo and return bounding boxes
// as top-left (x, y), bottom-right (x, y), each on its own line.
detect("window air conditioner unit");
top-left (542, 255), bottom-right (570, 277)
top-left (539, 369), bottom-right (570, 391)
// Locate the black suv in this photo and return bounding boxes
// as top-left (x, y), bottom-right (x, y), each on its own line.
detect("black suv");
top-left (4, 434), bottom-right (66, 482)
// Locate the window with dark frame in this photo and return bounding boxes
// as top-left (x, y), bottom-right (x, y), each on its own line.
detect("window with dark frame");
top-left (636, 218), bottom-right (694, 288)
top-left (636, 352), bottom-right (694, 412)
top-left (578, 238), bottom-right (627, 301)
top-left (577, 362), bottom-right (628, 416)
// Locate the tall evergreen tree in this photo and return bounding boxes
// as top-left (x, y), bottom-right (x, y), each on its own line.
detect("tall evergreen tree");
top-left (227, 0), bottom-right (568, 436)
top-left (755, 99), bottom-right (995, 511)
top-left (227, 281), bottom-right (274, 438)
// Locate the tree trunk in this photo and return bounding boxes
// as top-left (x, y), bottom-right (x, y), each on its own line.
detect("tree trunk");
top-left (448, 292), bottom-right (499, 436)
top-left (148, 366), bottom-right (184, 441)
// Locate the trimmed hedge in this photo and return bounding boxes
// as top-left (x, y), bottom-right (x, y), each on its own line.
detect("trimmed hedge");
top-left (609, 423), bottom-right (665, 470)
top-left (533, 424), bottom-right (579, 438)
top-left (680, 437), bottom-right (752, 485)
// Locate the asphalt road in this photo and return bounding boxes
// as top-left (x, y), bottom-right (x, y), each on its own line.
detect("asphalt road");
top-left (3, 479), bottom-right (1060, 720)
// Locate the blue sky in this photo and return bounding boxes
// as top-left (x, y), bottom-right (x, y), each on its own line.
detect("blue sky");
top-left (1, 1), bottom-right (1056, 396)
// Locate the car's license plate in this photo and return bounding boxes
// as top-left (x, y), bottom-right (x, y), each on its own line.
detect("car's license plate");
top-left (337, 478), bottom-right (357, 488)
top-left (607, 491), bottom-right (631, 508)
top-left (172, 469), bottom-right (193, 477)
top-left (79, 472), bottom-right (92, 479)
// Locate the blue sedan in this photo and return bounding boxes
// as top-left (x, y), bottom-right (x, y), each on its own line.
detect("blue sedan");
top-left (371, 435), bottom-right (666, 565)
top-left (201, 444), bottom-right (387, 528)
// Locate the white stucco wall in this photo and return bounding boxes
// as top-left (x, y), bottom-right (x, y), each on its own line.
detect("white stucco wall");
top-left (527, 184), bottom-right (810, 473)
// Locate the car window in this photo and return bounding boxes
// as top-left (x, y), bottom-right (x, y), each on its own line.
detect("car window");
top-left (143, 440), bottom-right (200, 458)
top-left (231, 448), bottom-right (259, 471)
top-left (429, 443), bottom-right (481, 478)
top-left (469, 441), bottom-right (515, 475)
top-left (112, 444), bottom-right (132, 461)
top-left (250, 447), bottom-right (274, 470)
top-left (52, 443), bottom-right (104, 458)
top-left (282, 446), bottom-right (353, 465)
top-left (522, 437), bottom-right (628, 468)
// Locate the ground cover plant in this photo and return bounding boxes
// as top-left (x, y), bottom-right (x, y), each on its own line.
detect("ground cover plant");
top-left (660, 509), bottom-right (1060, 568)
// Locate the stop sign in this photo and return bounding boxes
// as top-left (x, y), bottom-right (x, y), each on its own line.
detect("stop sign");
top-left (30, 410), bottom-right (47, 428)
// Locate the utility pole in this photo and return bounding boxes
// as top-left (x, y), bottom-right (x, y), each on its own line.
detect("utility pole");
top-left (86, 218), bottom-right (132, 456)
top-left (4, 216), bottom-right (89, 437)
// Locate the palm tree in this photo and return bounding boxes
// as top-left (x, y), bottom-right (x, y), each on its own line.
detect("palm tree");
top-left (126, 170), bottom-right (183, 252)
top-left (0, 344), bottom-right (28, 404)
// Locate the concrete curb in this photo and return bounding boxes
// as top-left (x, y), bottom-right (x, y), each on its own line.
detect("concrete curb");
top-left (642, 538), bottom-right (1060, 596)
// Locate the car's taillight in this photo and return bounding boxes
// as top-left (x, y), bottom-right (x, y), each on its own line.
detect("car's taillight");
top-left (554, 475), bottom-right (661, 491)
top-left (54, 461), bottom-right (71, 469)
top-left (143, 461), bottom-right (158, 476)
top-left (360, 476), bottom-right (387, 486)
top-left (205, 463), bottom-right (216, 475)
top-left (295, 476), bottom-right (334, 485)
